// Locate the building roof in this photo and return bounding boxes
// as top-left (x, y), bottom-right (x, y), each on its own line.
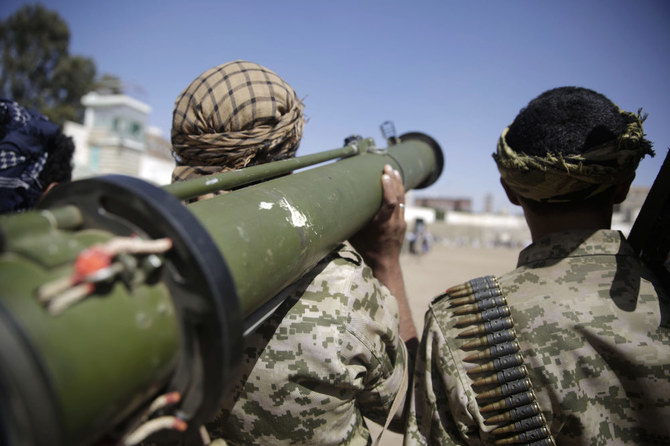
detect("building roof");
top-left (81, 92), bottom-right (152, 114)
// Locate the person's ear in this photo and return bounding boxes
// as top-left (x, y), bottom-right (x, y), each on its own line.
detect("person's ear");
top-left (613, 174), bottom-right (635, 204)
top-left (500, 178), bottom-right (521, 206)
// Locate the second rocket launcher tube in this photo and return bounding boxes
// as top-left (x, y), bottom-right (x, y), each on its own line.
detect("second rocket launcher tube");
top-left (185, 132), bottom-right (443, 320)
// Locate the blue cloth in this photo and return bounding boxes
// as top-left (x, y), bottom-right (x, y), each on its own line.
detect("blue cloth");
top-left (0, 98), bottom-right (59, 213)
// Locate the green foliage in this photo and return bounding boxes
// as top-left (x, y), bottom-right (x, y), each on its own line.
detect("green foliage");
top-left (0, 4), bottom-right (97, 124)
top-left (95, 73), bottom-right (124, 95)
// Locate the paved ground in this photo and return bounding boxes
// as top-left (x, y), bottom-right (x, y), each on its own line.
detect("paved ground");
top-left (368, 243), bottom-right (520, 444)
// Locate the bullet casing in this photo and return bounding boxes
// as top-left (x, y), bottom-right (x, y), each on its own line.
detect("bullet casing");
top-left (462, 328), bottom-right (517, 350)
top-left (468, 353), bottom-right (524, 376)
top-left (485, 401), bottom-right (541, 425)
top-left (477, 377), bottom-right (532, 401)
top-left (492, 414), bottom-right (548, 435)
top-left (495, 426), bottom-right (550, 445)
top-left (455, 306), bottom-right (511, 327)
top-left (472, 365), bottom-right (527, 387)
top-left (453, 295), bottom-right (507, 315)
top-left (458, 316), bottom-right (514, 338)
top-left (480, 390), bottom-right (535, 413)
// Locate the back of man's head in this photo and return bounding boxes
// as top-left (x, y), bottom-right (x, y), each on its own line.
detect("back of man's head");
top-left (0, 98), bottom-right (74, 214)
top-left (170, 60), bottom-right (304, 183)
top-left (506, 86), bottom-right (642, 157)
top-left (39, 131), bottom-right (75, 186)
top-left (494, 86), bottom-right (654, 207)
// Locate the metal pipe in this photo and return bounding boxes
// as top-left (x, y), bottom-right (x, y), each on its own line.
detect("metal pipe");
top-left (163, 145), bottom-right (359, 201)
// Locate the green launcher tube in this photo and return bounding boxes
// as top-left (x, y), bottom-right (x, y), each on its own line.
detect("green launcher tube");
top-left (0, 131), bottom-right (443, 446)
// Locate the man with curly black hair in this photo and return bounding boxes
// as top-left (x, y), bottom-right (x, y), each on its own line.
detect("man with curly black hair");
top-left (0, 98), bottom-right (75, 214)
top-left (405, 87), bottom-right (670, 445)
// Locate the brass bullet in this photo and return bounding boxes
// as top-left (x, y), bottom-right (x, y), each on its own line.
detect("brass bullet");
top-left (476, 377), bottom-right (531, 401)
top-left (445, 286), bottom-right (473, 299)
top-left (472, 365), bottom-right (527, 387)
top-left (494, 426), bottom-right (550, 445)
top-left (455, 306), bottom-right (511, 327)
top-left (467, 353), bottom-right (524, 375)
top-left (458, 317), bottom-right (514, 338)
top-left (463, 340), bottom-right (519, 362)
top-left (446, 276), bottom-right (498, 298)
top-left (453, 295), bottom-right (507, 315)
top-left (450, 295), bottom-right (476, 307)
top-left (484, 402), bottom-right (540, 425)
top-left (491, 413), bottom-right (547, 435)
top-left (444, 283), bottom-right (472, 298)
top-left (462, 328), bottom-right (516, 350)
top-left (479, 390), bottom-right (535, 413)
top-left (452, 286), bottom-right (503, 304)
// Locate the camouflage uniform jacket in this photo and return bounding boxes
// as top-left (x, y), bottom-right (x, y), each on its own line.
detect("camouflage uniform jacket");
top-left (209, 242), bottom-right (406, 445)
top-left (405, 229), bottom-right (670, 445)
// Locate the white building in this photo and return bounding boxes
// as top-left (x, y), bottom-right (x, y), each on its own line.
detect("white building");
top-left (63, 92), bottom-right (174, 186)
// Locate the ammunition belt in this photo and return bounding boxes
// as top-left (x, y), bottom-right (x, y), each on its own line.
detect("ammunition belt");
top-left (442, 275), bottom-right (556, 446)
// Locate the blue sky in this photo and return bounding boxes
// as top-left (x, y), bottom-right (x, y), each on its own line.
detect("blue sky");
top-left (2, 0), bottom-right (669, 212)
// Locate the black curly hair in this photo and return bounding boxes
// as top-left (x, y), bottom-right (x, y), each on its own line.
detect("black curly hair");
top-left (504, 86), bottom-right (651, 213)
top-left (505, 86), bottom-right (649, 157)
top-left (39, 130), bottom-right (75, 186)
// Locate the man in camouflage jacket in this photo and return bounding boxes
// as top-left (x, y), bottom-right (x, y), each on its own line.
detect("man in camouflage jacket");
top-left (169, 61), bottom-right (417, 445)
top-left (404, 87), bottom-right (670, 445)
top-left (208, 240), bottom-right (407, 445)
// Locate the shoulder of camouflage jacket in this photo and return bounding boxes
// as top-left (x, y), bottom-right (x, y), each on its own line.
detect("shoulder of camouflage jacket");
top-left (422, 230), bottom-right (670, 444)
top-left (209, 242), bottom-right (405, 444)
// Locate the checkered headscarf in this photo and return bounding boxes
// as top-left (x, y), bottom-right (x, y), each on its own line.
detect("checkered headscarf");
top-left (171, 60), bottom-right (304, 182)
top-left (0, 99), bottom-right (57, 214)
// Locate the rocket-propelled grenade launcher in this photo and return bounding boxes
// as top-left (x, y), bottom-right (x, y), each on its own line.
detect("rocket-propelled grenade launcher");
top-left (0, 127), bottom-right (443, 446)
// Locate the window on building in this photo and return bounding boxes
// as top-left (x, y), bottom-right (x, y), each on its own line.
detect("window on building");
top-left (130, 122), bottom-right (142, 136)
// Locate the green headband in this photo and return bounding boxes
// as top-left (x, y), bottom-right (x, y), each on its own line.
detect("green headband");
top-left (493, 108), bottom-right (654, 203)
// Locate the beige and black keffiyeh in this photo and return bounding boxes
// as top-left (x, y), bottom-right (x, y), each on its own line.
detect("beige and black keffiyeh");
top-left (171, 60), bottom-right (305, 183)
top-left (493, 108), bottom-right (654, 203)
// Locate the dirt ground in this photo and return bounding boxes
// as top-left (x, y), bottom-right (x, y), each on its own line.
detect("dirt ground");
top-left (400, 243), bottom-right (520, 333)
top-left (368, 243), bottom-right (520, 444)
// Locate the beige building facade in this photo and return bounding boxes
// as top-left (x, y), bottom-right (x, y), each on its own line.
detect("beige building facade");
top-left (64, 92), bottom-right (174, 186)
